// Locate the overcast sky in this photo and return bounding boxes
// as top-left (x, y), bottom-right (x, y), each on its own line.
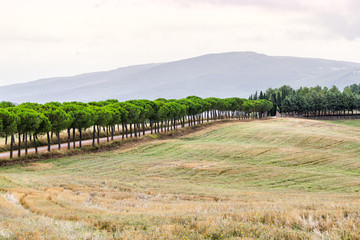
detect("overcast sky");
top-left (1, 0), bottom-right (360, 86)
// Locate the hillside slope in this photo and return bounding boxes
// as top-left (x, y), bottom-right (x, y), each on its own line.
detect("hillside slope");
top-left (1, 52), bottom-right (360, 103)
top-left (0, 118), bottom-right (360, 239)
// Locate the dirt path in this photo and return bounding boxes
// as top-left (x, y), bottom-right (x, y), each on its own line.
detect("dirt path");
top-left (0, 122), bottom-right (197, 160)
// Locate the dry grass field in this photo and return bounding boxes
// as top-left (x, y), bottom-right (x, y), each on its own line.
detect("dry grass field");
top-left (1, 118), bottom-right (360, 239)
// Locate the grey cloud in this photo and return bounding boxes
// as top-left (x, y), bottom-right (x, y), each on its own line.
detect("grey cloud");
top-left (167, 0), bottom-right (303, 10)
top-left (0, 32), bottom-right (64, 43)
top-left (94, 0), bottom-right (109, 8)
top-left (316, 13), bottom-right (360, 40)
top-left (183, 0), bottom-right (360, 40)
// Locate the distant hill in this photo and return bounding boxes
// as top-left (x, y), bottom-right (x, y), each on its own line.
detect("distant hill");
top-left (1, 52), bottom-right (360, 103)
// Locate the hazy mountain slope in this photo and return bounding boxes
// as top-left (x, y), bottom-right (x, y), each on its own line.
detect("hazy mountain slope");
top-left (0, 63), bottom-right (160, 103)
top-left (1, 52), bottom-right (360, 103)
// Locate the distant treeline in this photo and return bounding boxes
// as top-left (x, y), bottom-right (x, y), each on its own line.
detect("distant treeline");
top-left (0, 96), bottom-right (273, 159)
top-left (250, 84), bottom-right (360, 117)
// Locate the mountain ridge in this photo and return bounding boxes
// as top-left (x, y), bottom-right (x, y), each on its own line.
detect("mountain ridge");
top-left (1, 52), bottom-right (360, 103)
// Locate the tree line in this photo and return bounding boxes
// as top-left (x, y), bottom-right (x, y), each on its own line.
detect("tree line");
top-left (0, 96), bottom-right (273, 159)
top-left (250, 84), bottom-right (360, 117)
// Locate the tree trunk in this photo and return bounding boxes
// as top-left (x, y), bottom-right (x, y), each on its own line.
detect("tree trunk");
top-left (79, 129), bottom-right (82, 148)
top-left (67, 128), bottom-right (71, 150)
top-left (134, 123), bottom-right (137, 138)
top-left (47, 132), bottom-right (51, 152)
top-left (10, 135), bottom-right (14, 159)
top-left (5, 134), bottom-right (7, 145)
top-left (150, 119), bottom-right (153, 134)
top-left (57, 132), bottom-right (61, 150)
top-left (142, 122), bottom-right (145, 136)
top-left (73, 128), bottom-right (76, 149)
top-left (18, 133), bottom-right (21, 157)
top-left (111, 126), bottom-right (114, 140)
top-left (106, 126), bottom-right (109, 142)
top-left (97, 126), bottom-right (100, 144)
top-left (125, 124), bottom-right (128, 138)
top-left (129, 124), bottom-right (132, 138)
top-left (121, 124), bottom-right (124, 140)
top-left (92, 125), bottom-right (96, 147)
top-left (34, 134), bottom-right (38, 154)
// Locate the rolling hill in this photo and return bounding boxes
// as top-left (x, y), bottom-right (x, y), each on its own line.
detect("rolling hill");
top-left (1, 51), bottom-right (360, 103)
top-left (1, 118), bottom-right (360, 238)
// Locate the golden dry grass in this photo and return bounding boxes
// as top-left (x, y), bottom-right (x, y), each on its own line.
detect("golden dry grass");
top-left (1, 118), bottom-right (360, 239)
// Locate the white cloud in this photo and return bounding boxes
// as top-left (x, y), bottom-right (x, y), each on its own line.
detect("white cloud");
top-left (0, 0), bottom-right (359, 85)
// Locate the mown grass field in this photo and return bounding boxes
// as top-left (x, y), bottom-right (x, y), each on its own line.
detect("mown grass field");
top-left (326, 118), bottom-right (360, 128)
top-left (1, 118), bottom-right (360, 239)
